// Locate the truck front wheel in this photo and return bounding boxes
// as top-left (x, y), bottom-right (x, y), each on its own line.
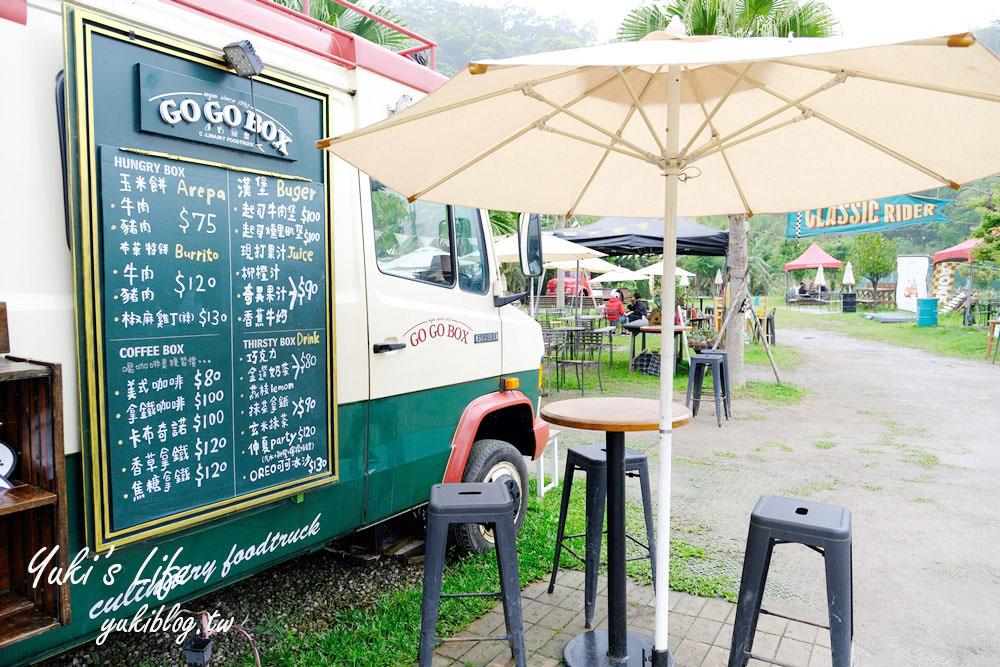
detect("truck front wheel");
top-left (454, 439), bottom-right (528, 555)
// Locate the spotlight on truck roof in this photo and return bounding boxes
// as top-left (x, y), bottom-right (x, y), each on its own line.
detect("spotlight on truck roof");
top-left (223, 40), bottom-right (263, 77)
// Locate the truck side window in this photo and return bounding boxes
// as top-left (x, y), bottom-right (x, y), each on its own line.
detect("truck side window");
top-left (453, 206), bottom-right (489, 294)
top-left (371, 180), bottom-right (454, 287)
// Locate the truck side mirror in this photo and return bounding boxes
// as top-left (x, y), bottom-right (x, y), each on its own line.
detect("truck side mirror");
top-left (517, 213), bottom-right (543, 278)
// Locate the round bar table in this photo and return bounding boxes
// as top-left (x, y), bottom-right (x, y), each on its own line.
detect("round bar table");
top-left (540, 397), bottom-right (693, 666)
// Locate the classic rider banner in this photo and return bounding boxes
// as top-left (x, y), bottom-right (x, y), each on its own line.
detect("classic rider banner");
top-left (787, 194), bottom-right (951, 238)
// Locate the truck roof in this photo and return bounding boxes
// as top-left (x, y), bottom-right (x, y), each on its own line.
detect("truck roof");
top-left (163, 0), bottom-right (448, 93)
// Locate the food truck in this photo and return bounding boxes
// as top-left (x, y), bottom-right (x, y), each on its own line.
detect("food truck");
top-left (0, 1), bottom-right (547, 662)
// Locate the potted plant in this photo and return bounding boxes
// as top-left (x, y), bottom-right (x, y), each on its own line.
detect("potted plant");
top-left (687, 328), bottom-right (716, 352)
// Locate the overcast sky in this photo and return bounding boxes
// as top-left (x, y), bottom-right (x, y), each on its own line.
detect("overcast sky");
top-left (456, 0), bottom-right (999, 43)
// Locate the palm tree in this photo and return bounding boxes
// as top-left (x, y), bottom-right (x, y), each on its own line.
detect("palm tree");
top-left (618, 0), bottom-right (838, 41)
top-left (275, 0), bottom-right (413, 51)
top-left (618, 0), bottom-right (838, 387)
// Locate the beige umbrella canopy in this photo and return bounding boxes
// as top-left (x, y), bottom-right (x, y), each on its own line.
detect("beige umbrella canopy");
top-left (494, 232), bottom-right (605, 263)
top-left (638, 260), bottom-right (695, 278)
top-left (322, 27), bottom-right (1000, 663)
top-left (545, 257), bottom-right (620, 273)
top-left (589, 268), bottom-right (651, 283)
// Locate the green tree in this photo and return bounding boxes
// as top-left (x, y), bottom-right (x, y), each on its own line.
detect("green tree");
top-left (275, 0), bottom-right (413, 50)
top-left (618, 0), bottom-right (838, 387)
top-left (851, 234), bottom-right (898, 294)
top-left (970, 188), bottom-right (1000, 264)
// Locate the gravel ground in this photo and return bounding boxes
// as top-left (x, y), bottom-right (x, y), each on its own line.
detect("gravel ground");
top-left (38, 526), bottom-right (426, 667)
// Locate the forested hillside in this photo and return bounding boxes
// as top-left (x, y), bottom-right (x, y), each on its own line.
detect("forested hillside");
top-left (383, 0), bottom-right (597, 75)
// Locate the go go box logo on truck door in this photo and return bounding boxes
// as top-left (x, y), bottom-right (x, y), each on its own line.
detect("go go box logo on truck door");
top-left (405, 318), bottom-right (476, 348)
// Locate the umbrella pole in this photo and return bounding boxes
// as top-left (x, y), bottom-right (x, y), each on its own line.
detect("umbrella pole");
top-left (576, 260), bottom-right (581, 316)
top-left (653, 63), bottom-right (681, 667)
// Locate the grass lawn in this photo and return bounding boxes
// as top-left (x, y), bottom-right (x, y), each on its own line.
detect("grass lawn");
top-left (254, 481), bottom-right (736, 666)
top-left (776, 307), bottom-right (989, 360)
top-left (546, 332), bottom-right (804, 403)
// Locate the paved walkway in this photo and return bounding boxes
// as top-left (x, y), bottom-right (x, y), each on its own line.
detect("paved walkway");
top-left (432, 569), bottom-right (833, 666)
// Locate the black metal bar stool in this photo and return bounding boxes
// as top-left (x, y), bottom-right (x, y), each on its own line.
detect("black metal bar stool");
top-left (546, 444), bottom-right (656, 628)
top-left (686, 351), bottom-right (730, 427)
top-left (701, 349), bottom-right (731, 418)
top-left (728, 495), bottom-right (853, 667)
top-left (418, 481), bottom-right (526, 667)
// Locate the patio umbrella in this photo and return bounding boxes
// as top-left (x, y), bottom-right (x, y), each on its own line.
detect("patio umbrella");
top-left (589, 268), bottom-right (651, 283)
top-left (843, 261), bottom-right (856, 288)
top-left (321, 25), bottom-right (1000, 665)
top-left (545, 257), bottom-right (620, 273)
top-left (638, 260), bottom-right (695, 278)
top-left (494, 232), bottom-right (606, 263)
top-left (815, 265), bottom-right (827, 287)
top-left (496, 233), bottom-right (606, 314)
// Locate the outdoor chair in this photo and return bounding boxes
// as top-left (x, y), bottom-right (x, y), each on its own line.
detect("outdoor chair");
top-left (554, 329), bottom-right (605, 394)
top-left (541, 328), bottom-right (567, 396)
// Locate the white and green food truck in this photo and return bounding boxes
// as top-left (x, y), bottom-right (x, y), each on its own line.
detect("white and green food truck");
top-left (0, 1), bottom-right (547, 662)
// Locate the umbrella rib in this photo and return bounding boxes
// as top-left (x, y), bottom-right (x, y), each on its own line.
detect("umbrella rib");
top-left (542, 126), bottom-right (652, 163)
top-left (771, 59), bottom-right (1000, 104)
top-left (725, 65), bottom-right (961, 189)
top-left (697, 114), bottom-right (808, 159)
top-left (403, 69), bottom-right (634, 202)
top-left (522, 82), bottom-right (658, 162)
top-left (614, 67), bottom-right (666, 155)
top-left (566, 67), bottom-right (664, 218)
top-left (687, 68), bottom-right (846, 161)
top-left (687, 71), bottom-right (753, 217)
top-left (318, 66), bottom-right (592, 147)
top-left (680, 62), bottom-right (753, 158)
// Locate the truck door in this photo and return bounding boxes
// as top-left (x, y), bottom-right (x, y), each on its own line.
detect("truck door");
top-left (361, 178), bottom-right (501, 522)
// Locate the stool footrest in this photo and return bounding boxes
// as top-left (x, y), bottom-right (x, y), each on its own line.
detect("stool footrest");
top-left (436, 634), bottom-right (512, 643)
top-left (745, 652), bottom-right (801, 667)
top-left (441, 592), bottom-right (502, 599)
top-left (759, 607), bottom-right (830, 630)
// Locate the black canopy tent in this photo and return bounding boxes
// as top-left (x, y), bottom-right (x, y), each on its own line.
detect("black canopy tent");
top-left (554, 216), bottom-right (729, 257)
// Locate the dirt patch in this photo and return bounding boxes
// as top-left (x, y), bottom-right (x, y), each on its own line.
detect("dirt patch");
top-left (545, 327), bottom-right (1000, 667)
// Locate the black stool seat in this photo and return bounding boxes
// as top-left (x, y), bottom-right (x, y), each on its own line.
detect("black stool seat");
top-left (419, 481), bottom-right (526, 667)
top-left (566, 444), bottom-right (649, 468)
top-left (729, 495), bottom-right (853, 667)
top-left (547, 445), bottom-right (656, 629)
top-left (429, 482), bottom-right (515, 516)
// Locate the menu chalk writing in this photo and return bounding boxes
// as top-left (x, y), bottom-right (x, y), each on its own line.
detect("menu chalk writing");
top-left (101, 147), bottom-right (330, 530)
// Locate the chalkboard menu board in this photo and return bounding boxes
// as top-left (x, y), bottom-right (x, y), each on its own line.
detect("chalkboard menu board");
top-left (101, 147), bottom-right (329, 529)
top-left (68, 15), bottom-right (336, 548)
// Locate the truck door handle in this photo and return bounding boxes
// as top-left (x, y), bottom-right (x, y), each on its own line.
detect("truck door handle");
top-left (373, 342), bottom-right (406, 354)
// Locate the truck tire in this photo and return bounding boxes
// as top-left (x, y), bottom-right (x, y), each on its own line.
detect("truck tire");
top-left (454, 438), bottom-right (528, 555)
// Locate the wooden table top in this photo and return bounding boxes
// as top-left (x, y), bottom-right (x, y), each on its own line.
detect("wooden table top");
top-left (541, 397), bottom-right (693, 432)
top-left (639, 325), bottom-right (693, 334)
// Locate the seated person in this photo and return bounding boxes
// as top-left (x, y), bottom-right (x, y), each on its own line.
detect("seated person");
top-left (623, 294), bottom-right (649, 328)
top-left (819, 283), bottom-right (829, 293)
top-left (605, 293), bottom-right (625, 328)
top-left (797, 281), bottom-right (808, 295)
